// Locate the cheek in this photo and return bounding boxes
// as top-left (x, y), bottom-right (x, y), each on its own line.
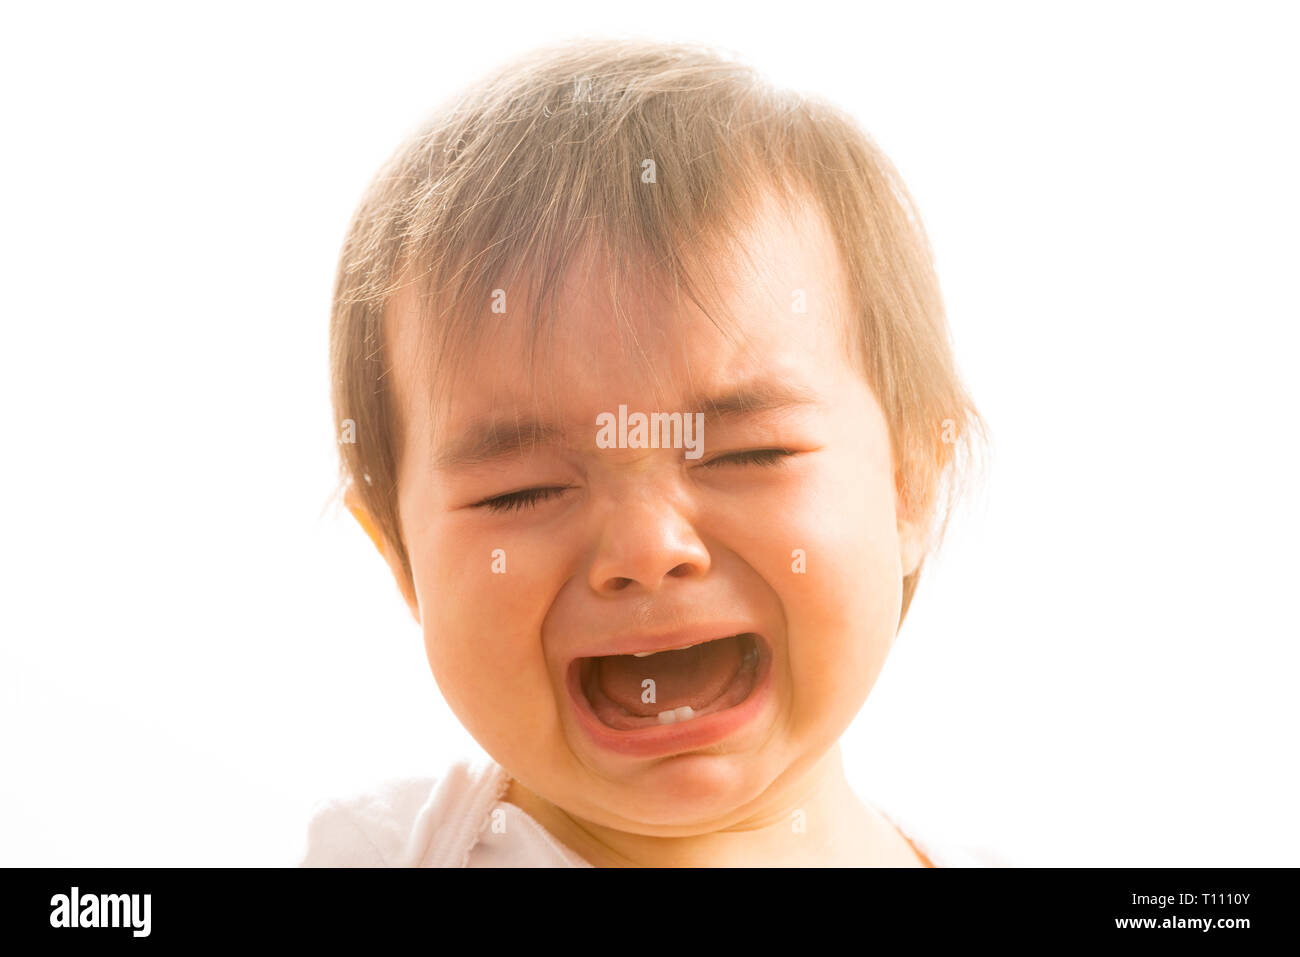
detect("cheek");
top-left (409, 522), bottom-right (567, 737)
top-left (743, 453), bottom-right (902, 716)
top-left (745, 453), bottom-right (900, 606)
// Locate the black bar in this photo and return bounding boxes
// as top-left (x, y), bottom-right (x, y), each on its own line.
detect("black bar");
top-left (1, 867), bottom-right (1293, 944)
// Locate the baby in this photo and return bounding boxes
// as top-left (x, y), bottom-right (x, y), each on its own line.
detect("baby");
top-left (300, 37), bottom-right (994, 867)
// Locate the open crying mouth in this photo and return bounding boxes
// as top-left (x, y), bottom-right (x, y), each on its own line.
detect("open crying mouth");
top-left (578, 633), bottom-right (763, 731)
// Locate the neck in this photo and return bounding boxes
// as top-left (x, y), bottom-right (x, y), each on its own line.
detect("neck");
top-left (502, 744), bottom-right (932, 867)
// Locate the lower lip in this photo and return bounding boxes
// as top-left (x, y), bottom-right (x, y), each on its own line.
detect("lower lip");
top-left (564, 635), bottom-right (774, 759)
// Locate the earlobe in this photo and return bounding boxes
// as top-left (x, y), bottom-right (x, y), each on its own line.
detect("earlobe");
top-left (345, 484), bottom-right (387, 556)
top-left (894, 477), bottom-right (929, 579)
top-left (343, 483), bottom-right (422, 626)
top-left (898, 516), bottom-right (926, 578)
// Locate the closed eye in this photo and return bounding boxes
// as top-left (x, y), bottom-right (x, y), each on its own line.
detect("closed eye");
top-left (473, 485), bottom-right (574, 514)
top-left (701, 448), bottom-right (797, 468)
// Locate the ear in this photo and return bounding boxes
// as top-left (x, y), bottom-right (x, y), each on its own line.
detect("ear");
top-left (895, 474), bottom-right (928, 579)
top-left (898, 514), bottom-right (927, 579)
top-left (344, 483), bottom-right (421, 625)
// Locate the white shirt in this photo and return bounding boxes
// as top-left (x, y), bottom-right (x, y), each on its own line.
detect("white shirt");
top-left (297, 757), bottom-right (1012, 867)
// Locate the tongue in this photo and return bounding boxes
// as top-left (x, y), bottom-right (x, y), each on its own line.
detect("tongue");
top-left (595, 635), bottom-right (743, 716)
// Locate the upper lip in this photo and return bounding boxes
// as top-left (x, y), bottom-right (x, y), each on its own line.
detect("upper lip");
top-left (568, 621), bottom-right (761, 662)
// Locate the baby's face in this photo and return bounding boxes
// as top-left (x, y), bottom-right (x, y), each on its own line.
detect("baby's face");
top-left (384, 194), bottom-right (924, 832)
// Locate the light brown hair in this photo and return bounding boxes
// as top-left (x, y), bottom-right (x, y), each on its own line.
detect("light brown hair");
top-left (329, 37), bottom-right (986, 627)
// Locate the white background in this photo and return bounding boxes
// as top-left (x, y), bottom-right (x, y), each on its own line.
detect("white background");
top-left (2, 1), bottom-right (1296, 866)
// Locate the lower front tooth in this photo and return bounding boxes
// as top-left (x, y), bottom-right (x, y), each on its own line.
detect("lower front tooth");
top-left (656, 706), bottom-right (697, 725)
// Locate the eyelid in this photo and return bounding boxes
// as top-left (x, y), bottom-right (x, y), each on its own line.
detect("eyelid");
top-left (473, 485), bottom-right (573, 514)
top-left (699, 448), bottom-right (797, 468)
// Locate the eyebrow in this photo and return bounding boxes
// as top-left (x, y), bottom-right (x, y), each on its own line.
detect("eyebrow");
top-left (432, 377), bottom-right (826, 471)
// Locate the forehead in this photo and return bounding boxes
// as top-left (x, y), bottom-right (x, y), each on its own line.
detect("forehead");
top-left (383, 191), bottom-right (856, 457)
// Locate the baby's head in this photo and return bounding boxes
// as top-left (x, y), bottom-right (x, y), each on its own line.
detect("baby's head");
top-left (330, 39), bottom-right (983, 836)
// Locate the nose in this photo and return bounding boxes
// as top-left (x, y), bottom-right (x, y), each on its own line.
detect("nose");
top-left (587, 490), bottom-right (711, 594)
